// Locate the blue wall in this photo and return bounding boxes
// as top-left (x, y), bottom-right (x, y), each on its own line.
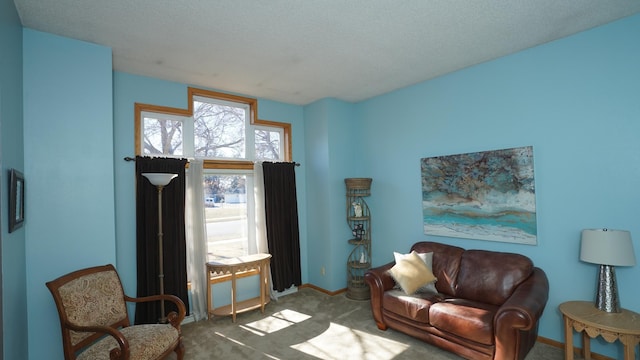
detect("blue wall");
top-left (304, 99), bottom-right (362, 289)
top-left (303, 100), bottom-right (331, 289)
top-left (23, 29), bottom-right (116, 360)
top-left (3, 3), bottom-right (638, 358)
top-left (257, 98), bottom-right (309, 283)
top-left (352, 14), bottom-right (640, 359)
top-left (0, 0), bottom-right (27, 358)
top-left (112, 73), bottom-right (189, 299)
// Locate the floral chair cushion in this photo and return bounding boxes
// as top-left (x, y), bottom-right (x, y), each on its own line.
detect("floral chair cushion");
top-left (77, 324), bottom-right (179, 360)
top-left (58, 270), bottom-right (127, 346)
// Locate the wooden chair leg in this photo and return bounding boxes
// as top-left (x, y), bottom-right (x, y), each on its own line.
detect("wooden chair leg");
top-left (175, 340), bottom-right (185, 360)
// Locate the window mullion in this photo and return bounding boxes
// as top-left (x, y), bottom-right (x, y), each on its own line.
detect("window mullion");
top-left (246, 174), bottom-right (257, 254)
top-left (245, 106), bottom-right (255, 161)
top-left (184, 116), bottom-right (195, 158)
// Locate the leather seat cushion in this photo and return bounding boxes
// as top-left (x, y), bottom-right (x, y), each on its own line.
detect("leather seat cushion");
top-left (383, 289), bottom-right (441, 323)
top-left (429, 298), bottom-right (498, 345)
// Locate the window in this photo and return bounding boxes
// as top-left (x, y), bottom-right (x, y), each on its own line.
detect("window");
top-left (141, 112), bottom-right (186, 156)
top-left (135, 87), bottom-right (291, 260)
top-left (136, 88), bottom-right (291, 168)
top-left (255, 125), bottom-right (284, 161)
top-left (192, 96), bottom-right (248, 159)
top-left (203, 172), bottom-right (255, 260)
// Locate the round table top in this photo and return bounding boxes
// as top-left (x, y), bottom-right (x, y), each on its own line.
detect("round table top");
top-left (559, 301), bottom-right (640, 334)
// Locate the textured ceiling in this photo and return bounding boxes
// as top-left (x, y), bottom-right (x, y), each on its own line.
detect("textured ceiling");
top-left (13, 0), bottom-right (640, 105)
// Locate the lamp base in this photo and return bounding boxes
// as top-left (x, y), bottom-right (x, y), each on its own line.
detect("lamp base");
top-left (595, 264), bottom-right (620, 313)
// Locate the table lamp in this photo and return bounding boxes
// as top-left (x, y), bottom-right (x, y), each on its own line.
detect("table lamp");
top-left (580, 228), bottom-right (636, 313)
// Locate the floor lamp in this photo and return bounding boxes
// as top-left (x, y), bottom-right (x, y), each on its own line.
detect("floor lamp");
top-left (142, 172), bottom-right (178, 323)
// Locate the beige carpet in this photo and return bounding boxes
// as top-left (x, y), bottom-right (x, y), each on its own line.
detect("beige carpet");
top-left (170, 287), bottom-right (563, 360)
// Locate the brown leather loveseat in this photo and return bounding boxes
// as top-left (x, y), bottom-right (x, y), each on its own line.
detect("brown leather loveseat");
top-left (364, 241), bottom-right (549, 360)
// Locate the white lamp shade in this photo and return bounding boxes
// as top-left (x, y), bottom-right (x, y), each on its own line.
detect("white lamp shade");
top-left (142, 173), bottom-right (178, 186)
top-left (580, 229), bottom-right (636, 266)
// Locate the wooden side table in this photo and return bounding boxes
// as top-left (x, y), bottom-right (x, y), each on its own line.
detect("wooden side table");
top-left (559, 301), bottom-right (640, 360)
top-left (206, 253), bottom-right (271, 322)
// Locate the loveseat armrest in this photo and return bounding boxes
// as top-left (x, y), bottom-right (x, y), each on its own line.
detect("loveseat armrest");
top-left (494, 267), bottom-right (549, 360)
top-left (364, 262), bottom-right (396, 292)
top-left (364, 262), bottom-right (396, 330)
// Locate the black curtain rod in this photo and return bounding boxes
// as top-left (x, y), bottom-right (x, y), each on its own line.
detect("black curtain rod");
top-left (123, 156), bottom-right (300, 166)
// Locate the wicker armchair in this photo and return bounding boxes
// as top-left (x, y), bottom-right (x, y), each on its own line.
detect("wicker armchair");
top-left (46, 264), bottom-right (185, 360)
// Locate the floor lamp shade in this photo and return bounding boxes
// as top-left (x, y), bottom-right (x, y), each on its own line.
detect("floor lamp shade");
top-left (142, 172), bottom-right (178, 322)
top-left (142, 173), bottom-right (178, 186)
top-left (580, 229), bottom-right (636, 313)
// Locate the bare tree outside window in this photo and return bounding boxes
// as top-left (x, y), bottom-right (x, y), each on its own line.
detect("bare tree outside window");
top-left (255, 129), bottom-right (281, 160)
top-left (143, 117), bottom-right (183, 156)
top-left (142, 103), bottom-right (282, 161)
top-left (193, 100), bottom-right (245, 159)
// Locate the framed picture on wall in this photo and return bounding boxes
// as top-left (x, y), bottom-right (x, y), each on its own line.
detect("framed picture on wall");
top-left (421, 146), bottom-right (537, 245)
top-left (9, 169), bottom-right (25, 233)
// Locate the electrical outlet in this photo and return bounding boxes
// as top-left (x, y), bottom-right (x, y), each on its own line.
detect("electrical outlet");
top-left (321, 266), bottom-right (326, 276)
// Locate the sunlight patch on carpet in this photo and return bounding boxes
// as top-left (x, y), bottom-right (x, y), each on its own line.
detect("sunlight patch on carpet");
top-left (214, 332), bottom-right (281, 359)
top-left (240, 309), bottom-right (312, 336)
top-left (290, 322), bottom-right (410, 360)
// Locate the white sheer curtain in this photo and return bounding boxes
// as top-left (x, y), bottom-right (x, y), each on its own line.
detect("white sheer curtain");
top-left (254, 161), bottom-right (279, 301)
top-left (254, 162), bottom-right (268, 254)
top-left (185, 159), bottom-right (208, 321)
top-left (185, 161), bottom-right (278, 320)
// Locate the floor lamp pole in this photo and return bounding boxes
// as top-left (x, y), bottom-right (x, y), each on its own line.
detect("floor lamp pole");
top-left (156, 184), bottom-right (167, 322)
top-left (142, 173), bottom-right (178, 324)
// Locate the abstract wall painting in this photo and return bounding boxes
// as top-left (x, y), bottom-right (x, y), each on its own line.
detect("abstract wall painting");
top-left (421, 146), bottom-right (537, 245)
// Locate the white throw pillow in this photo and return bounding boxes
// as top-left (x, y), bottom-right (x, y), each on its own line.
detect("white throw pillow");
top-left (393, 251), bottom-right (438, 293)
top-left (388, 251), bottom-right (437, 295)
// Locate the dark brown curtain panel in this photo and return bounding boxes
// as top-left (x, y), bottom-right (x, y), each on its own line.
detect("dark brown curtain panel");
top-left (262, 162), bottom-right (302, 292)
top-left (135, 156), bottom-right (189, 324)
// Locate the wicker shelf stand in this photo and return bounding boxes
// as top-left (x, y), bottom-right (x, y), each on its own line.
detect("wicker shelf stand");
top-left (345, 178), bottom-right (372, 300)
